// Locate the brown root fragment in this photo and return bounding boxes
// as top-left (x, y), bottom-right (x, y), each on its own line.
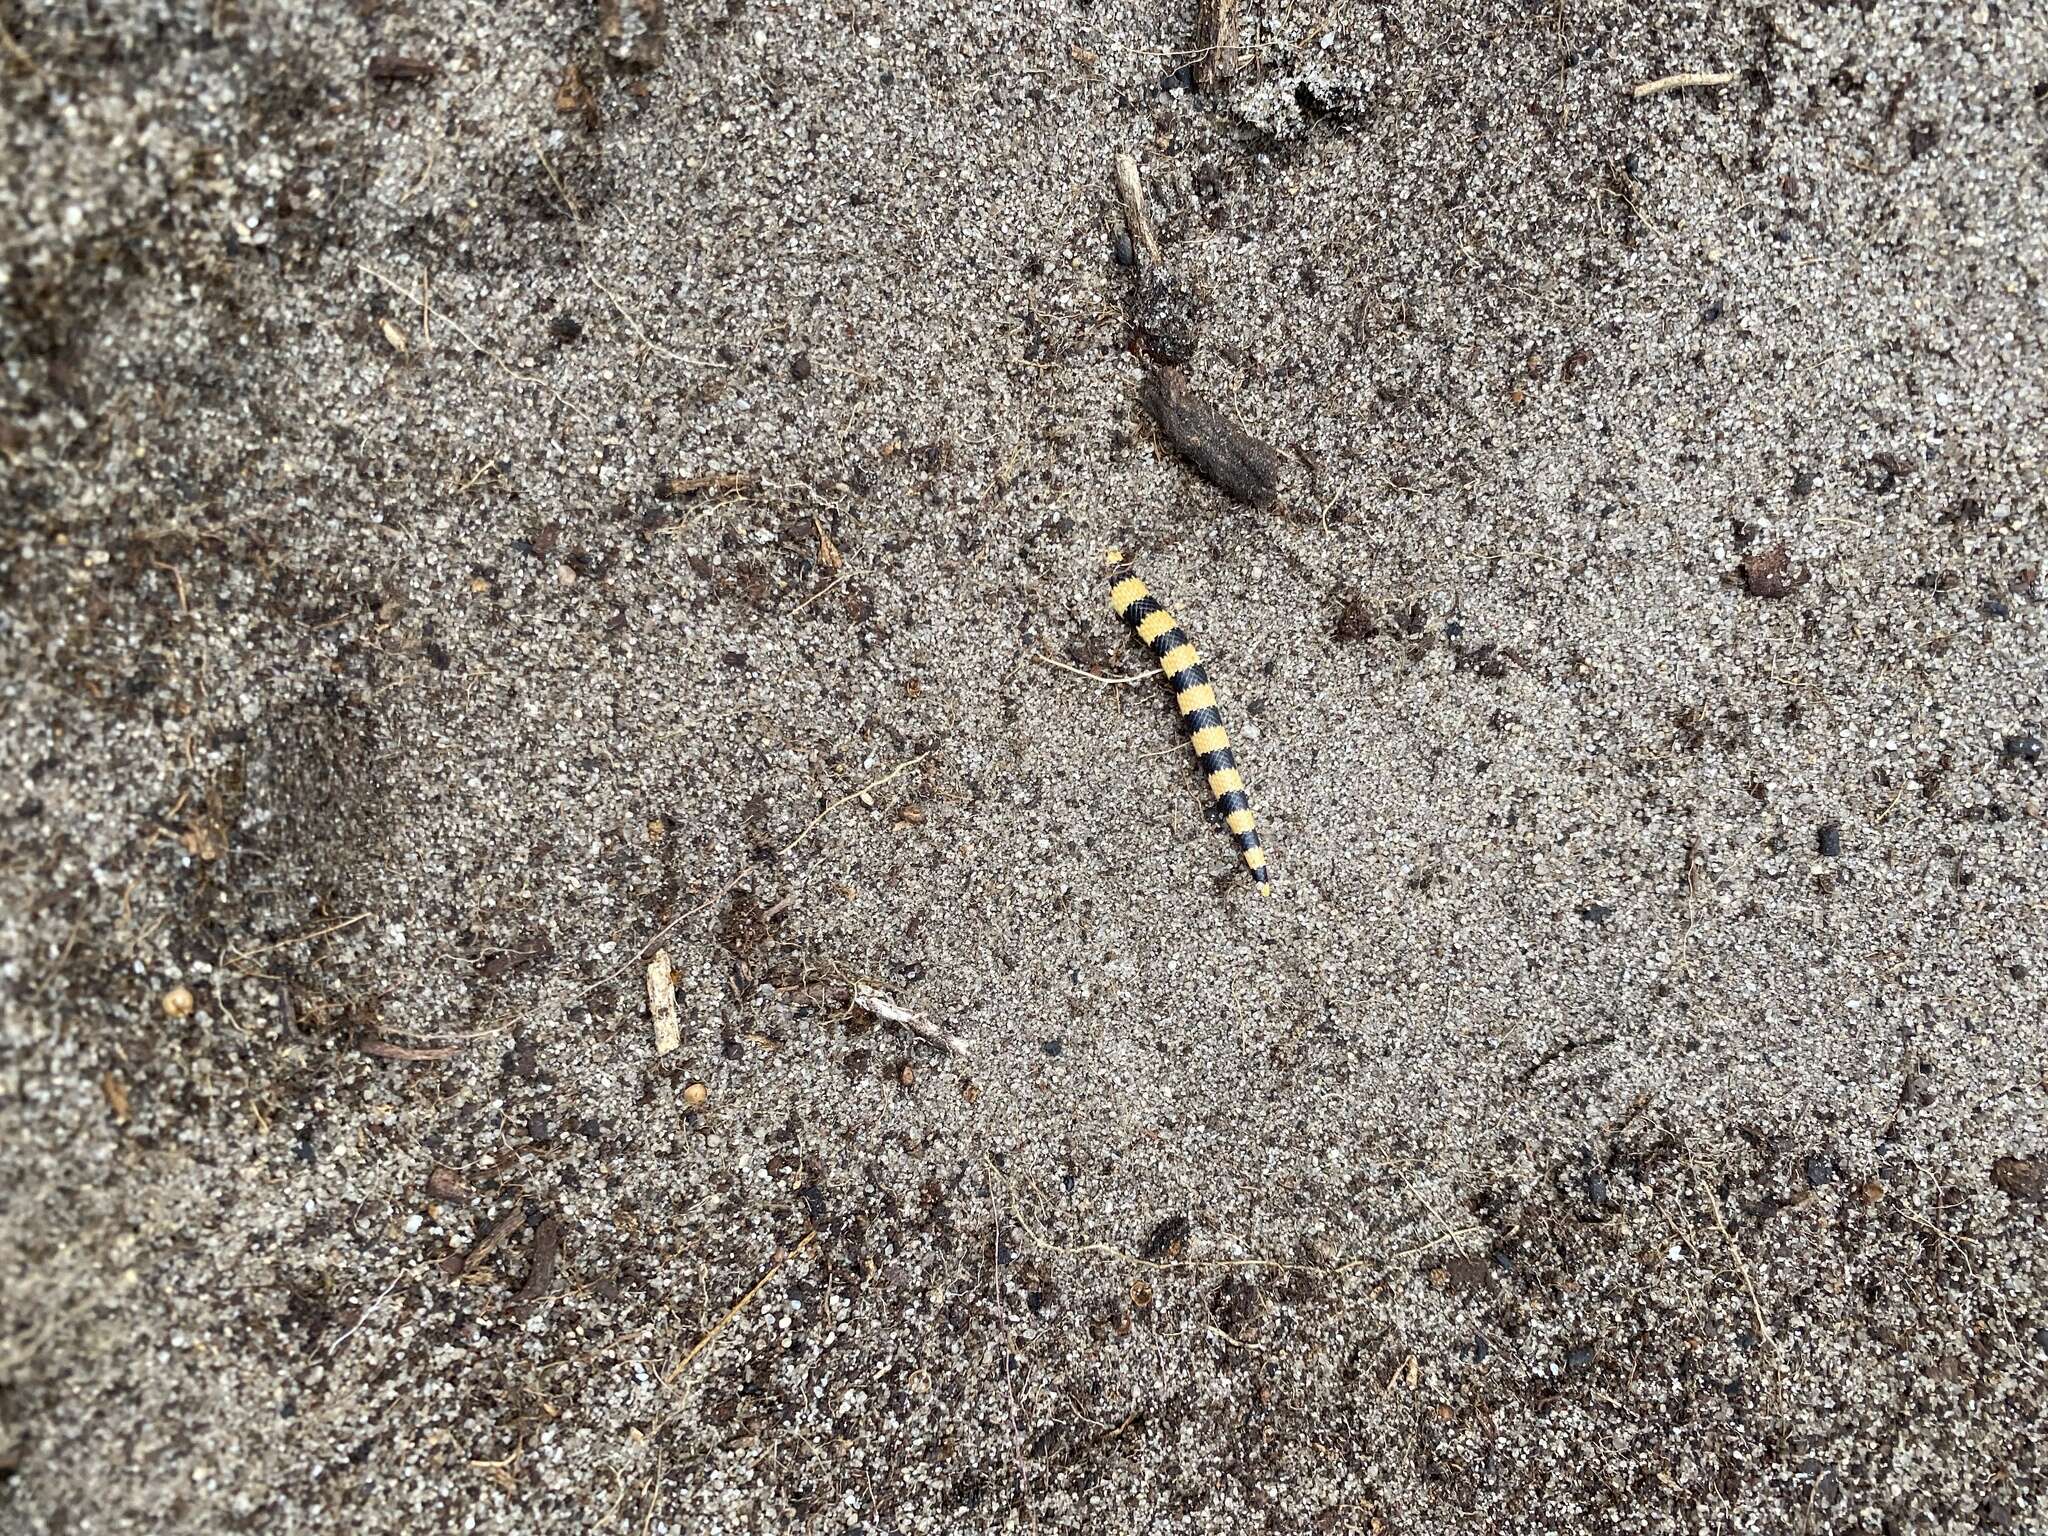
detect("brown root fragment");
top-left (1139, 367), bottom-right (1284, 509)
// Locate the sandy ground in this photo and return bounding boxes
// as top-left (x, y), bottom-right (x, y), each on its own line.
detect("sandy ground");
top-left (3, 0), bottom-right (2047, 1531)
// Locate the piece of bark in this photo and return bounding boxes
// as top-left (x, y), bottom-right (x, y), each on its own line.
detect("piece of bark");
top-left (367, 55), bottom-right (437, 81)
top-left (1139, 367), bottom-right (1284, 509)
top-left (1193, 0), bottom-right (1240, 89)
top-left (426, 1165), bottom-right (474, 1203)
top-left (1739, 543), bottom-right (1798, 598)
top-left (514, 1214), bottom-right (565, 1306)
top-left (441, 1203), bottom-right (525, 1279)
top-left (647, 949), bottom-right (681, 1056)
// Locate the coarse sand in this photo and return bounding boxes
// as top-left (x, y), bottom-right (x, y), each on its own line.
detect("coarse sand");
top-left (3, 1), bottom-right (2046, 1531)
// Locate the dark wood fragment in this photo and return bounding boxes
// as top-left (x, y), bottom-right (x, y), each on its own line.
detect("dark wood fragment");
top-left (1193, 0), bottom-right (1241, 89)
top-left (1139, 367), bottom-right (1284, 509)
top-left (442, 1203), bottom-right (525, 1279)
top-left (515, 1214), bottom-right (565, 1305)
top-left (1739, 543), bottom-right (1798, 598)
top-left (367, 55), bottom-right (438, 81)
top-left (362, 1039), bottom-right (463, 1060)
top-left (426, 1165), bottom-right (474, 1202)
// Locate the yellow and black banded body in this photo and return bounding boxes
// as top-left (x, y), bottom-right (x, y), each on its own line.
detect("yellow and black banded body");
top-left (1108, 560), bottom-right (1270, 892)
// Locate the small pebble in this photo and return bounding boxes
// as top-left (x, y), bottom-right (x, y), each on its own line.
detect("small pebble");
top-left (791, 351), bottom-right (813, 382)
top-left (162, 984), bottom-right (195, 1018)
top-left (1112, 231), bottom-right (1134, 268)
top-left (1817, 822), bottom-right (1842, 858)
top-left (1791, 468), bottom-right (1816, 498)
top-left (1041, 1039), bottom-right (1063, 1057)
top-left (682, 1081), bottom-right (708, 1108)
top-left (1803, 1153), bottom-right (1838, 1187)
top-left (2001, 734), bottom-right (2043, 766)
top-left (548, 312), bottom-right (582, 343)
top-left (1577, 903), bottom-right (1615, 924)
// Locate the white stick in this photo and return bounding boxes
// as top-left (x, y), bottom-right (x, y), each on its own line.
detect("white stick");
top-left (647, 950), bottom-right (681, 1056)
top-left (852, 987), bottom-right (972, 1056)
top-left (1632, 70), bottom-right (1736, 98)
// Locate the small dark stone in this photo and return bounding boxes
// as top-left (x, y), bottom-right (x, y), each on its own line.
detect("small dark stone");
top-left (716, 341), bottom-right (741, 365)
top-left (1112, 231), bottom-right (1135, 268)
top-left (1907, 122), bottom-right (1938, 158)
top-left (2001, 734), bottom-right (2043, 766)
top-left (791, 351), bottom-right (813, 382)
top-left (1991, 1156), bottom-right (2046, 1202)
top-left (526, 1113), bottom-right (551, 1143)
top-left (1701, 298), bottom-right (1724, 323)
top-left (548, 312), bottom-right (583, 343)
top-left (1565, 1344), bottom-right (1595, 1370)
top-left (1791, 467), bottom-right (1817, 497)
top-left (1577, 903), bottom-right (1615, 924)
top-left (1817, 822), bottom-right (1842, 858)
top-left (1160, 62), bottom-right (1195, 94)
top-left (1624, 151), bottom-right (1643, 178)
top-left (1041, 1039), bottom-right (1063, 1057)
top-left (1983, 598), bottom-right (2011, 619)
top-left (1803, 1153), bottom-right (1838, 1187)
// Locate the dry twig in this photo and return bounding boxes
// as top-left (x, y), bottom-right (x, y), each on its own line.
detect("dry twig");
top-left (1193, 0), bottom-right (1241, 89)
top-left (646, 949), bottom-right (681, 1056)
top-left (663, 1232), bottom-right (818, 1386)
top-left (852, 987), bottom-right (972, 1056)
top-left (1113, 153), bottom-right (1163, 268)
top-left (1632, 70), bottom-right (1735, 98)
